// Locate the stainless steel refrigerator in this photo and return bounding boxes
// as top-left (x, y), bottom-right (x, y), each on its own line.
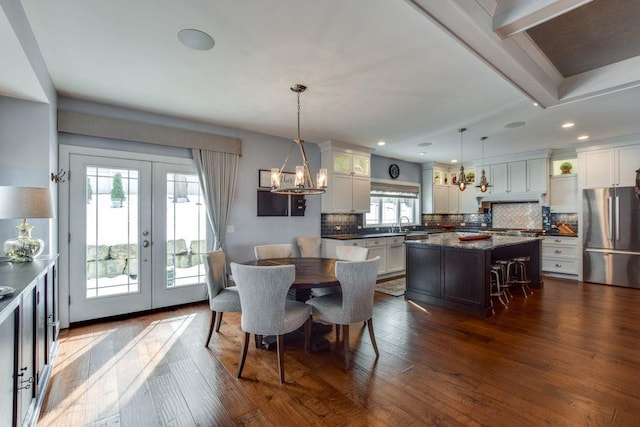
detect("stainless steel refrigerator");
top-left (583, 187), bottom-right (640, 288)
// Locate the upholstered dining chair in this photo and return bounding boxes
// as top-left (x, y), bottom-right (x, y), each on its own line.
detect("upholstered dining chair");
top-left (296, 236), bottom-right (321, 258)
top-left (336, 245), bottom-right (369, 262)
top-left (254, 243), bottom-right (293, 260)
top-left (204, 250), bottom-right (241, 346)
top-left (311, 245), bottom-right (370, 299)
top-left (306, 257), bottom-right (380, 370)
top-left (229, 262), bottom-right (311, 384)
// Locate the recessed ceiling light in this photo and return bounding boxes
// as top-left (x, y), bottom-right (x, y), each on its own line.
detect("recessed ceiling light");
top-left (419, 152), bottom-right (425, 156)
top-left (417, 142), bottom-right (432, 147)
top-left (178, 29), bottom-right (215, 51)
top-left (578, 135), bottom-right (589, 140)
top-left (562, 122), bottom-right (575, 128)
top-left (533, 102), bottom-right (539, 106)
top-left (451, 159), bottom-right (458, 163)
top-left (504, 121), bottom-right (526, 128)
top-left (377, 141), bottom-right (386, 146)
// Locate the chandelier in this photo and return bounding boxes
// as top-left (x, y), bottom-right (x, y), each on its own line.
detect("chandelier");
top-left (457, 128), bottom-right (467, 191)
top-left (475, 136), bottom-right (492, 193)
top-left (271, 84), bottom-right (328, 195)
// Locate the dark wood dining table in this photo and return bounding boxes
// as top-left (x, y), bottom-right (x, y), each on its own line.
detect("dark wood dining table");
top-left (243, 257), bottom-right (339, 302)
top-left (241, 257), bottom-right (339, 351)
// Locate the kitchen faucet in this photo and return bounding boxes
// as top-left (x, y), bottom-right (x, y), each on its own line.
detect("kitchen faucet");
top-left (399, 216), bottom-right (411, 232)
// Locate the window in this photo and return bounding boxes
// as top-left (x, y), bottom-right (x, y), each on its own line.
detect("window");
top-left (365, 181), bottom-right (420, 227)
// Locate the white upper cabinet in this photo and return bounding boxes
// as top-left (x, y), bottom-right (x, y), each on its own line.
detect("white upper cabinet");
top-left (490, 163), bottom-right (508, 193)
top-left (549, 175), bottom-right (578, 212)
top-left (578, 143), bottom-right (640, 188)
top-left (508, 160), bottom-right (527, 192)
top-left (527, 158), bottom-right (548, 192)
top-left (319, 141), bottom-right (372, 213)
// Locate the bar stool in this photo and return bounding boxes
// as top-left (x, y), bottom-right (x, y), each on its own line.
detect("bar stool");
top-left (507, 256), bottom-right (533, 298)
top-left (490, 266), bottom-right (508, 314)
top-left (495, 260), bottom-right (512, 301)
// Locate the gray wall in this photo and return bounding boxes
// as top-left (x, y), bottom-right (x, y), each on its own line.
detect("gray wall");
top-left (371, 155), bottom-right (421, 183)
top-left (0, 0), bottom-right (58, 256)
top-left (58, 97), bottom-right (321, 264)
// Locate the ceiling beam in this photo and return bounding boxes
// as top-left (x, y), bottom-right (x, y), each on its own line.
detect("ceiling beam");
top-left (492, 0), bottom-right (593, 38)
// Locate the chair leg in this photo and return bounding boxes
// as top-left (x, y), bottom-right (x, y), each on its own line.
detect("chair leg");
top-left (304, 318), bottom-right (311, 352)
top-left (335, 324), bottom-right (341, 345)
top-left (277, 334), bottom-right (285, 384)
top-left (343, 324), bottom-right (350, 371)
top-left (254, 334), bottom-right (263, 349)
top-left (237, 332), bottom-right (250, 379)
top-left (205, 311), bottom-right (216, 346)
top-left (366, 319), bottom-right (380, 359)
top-left (214, 312), bottom-right (224, 332)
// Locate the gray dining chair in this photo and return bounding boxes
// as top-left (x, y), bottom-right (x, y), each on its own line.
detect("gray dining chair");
top-left (296, 236), bottom-right (321, 258)
top-left (306, 256), bottom-right (380, 370)
top-left (336, 245), bottom-right (369, 261)
top-left (311, 245), bottom-right (369, 299)
top-left (254, 243), bottom-right (293, 260)
top-left (204, 250), bottom-right (241, 346)
top-left (230, 262), bottom-right (311, 384)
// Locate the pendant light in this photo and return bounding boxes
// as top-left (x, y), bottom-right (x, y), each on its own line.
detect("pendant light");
top-left (457, 128), bottom-right (467, 191)
top-left (475, 136), bottom-right (492, 193)
top-left (271, 84), bottom-right (328, 195)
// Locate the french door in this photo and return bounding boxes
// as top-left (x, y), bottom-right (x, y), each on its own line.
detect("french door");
top-left (68, 154), bottom-right (208, 322)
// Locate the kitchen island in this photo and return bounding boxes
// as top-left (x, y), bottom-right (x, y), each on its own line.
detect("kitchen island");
top-left (405, 233), bottom-right (542, 318)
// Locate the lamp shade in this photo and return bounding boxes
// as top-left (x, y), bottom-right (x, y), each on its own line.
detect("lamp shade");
top-left (0, 186), bottom-right (54, 219)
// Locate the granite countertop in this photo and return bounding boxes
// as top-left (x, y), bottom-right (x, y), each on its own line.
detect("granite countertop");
top-left (322, 232), bottom-right (405, 240)
top-left (404, 232), bottom-right (541, 250)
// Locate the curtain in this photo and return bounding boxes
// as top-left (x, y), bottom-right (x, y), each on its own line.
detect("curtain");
top-left (192, 149), bottom-right (239, 250)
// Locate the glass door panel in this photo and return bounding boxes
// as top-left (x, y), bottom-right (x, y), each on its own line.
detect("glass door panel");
top-left (69, 155), bottom-right (152, 322)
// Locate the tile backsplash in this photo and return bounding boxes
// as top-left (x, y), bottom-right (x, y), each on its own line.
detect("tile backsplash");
top-left (492, 202), bottom-right (542, 229)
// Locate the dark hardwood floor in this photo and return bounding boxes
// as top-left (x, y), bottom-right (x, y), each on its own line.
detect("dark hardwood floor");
top-left (38, 277), bottom-right (640, 426)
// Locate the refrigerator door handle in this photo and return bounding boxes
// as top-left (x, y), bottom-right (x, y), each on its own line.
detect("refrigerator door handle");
top-left (615, 196), bottom-right (620, 241)
top-left (607, 196), bottom-right (613, 240)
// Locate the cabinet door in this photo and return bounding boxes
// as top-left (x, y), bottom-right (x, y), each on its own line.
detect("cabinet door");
top-left (581, 149), bottom-right (614, 188)
top-left (490, 163), bottom-right (508, 193)
top-left (508, 161), bottom-right (527, 192)
top-left (331, 152), bottom-right (352, 174)
top-left (352, 176), bottom-right (370, 212)
top-left (368, 246), bottom-right (386, 275)
top-left (36, 278), bottom-right (46, 393)
top-left (433, 186), bottom-right (448, 214)
top-left (0, 309), bottom-right (17, 427)
top-left (616, 145), bottom-right (640, 186)
top-left (45, 265), bottom-right (59, 363)
top-left (352, 154), bottom-right (370, 177)
top-left (459, 187), bottom-right (478, 213)
top-left (527, 158), bottom-right (548, 192)
top-left (19, 289), bottom-right (36, 425)
top-left (386, 240), bottom-right (405, 273)
top-left (447, 186), bottom-right (459, 213)
top-left (329, 173), bottom-right (353, 212)
top-left (549, 175), bottom-right (577, 212)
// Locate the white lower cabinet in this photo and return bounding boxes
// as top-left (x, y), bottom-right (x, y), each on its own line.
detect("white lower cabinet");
top-left (385, 236), bottom-right (406, 273)
top-left (365, 238), bottom-right (387, 275)
top-left (322, 236), bottom-right (406, 276)
top-left (542, 236), bottom-right (578, 278)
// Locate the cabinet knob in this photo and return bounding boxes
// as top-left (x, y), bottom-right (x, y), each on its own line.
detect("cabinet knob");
top-left (555, 263), bottom-right (562, 267)
top-left (555, 250), bottom-right (562, 254)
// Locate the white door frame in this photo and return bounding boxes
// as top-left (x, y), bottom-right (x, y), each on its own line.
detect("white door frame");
top-left (58, 145), bottom-right (197, 328)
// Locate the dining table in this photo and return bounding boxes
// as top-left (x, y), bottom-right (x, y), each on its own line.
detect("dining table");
top-left (241, 257), bottom-right (339, 351)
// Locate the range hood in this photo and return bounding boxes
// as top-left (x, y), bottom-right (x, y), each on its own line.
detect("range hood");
top-left (476, 192), bottom-right (546, 204)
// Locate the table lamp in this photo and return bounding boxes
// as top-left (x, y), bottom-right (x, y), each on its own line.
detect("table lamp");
top-left (0, 186), bottom-right (54, 262)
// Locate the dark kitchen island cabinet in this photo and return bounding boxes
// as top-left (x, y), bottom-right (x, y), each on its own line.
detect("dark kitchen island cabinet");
top-left (405, 234), bottom-right (542, 318)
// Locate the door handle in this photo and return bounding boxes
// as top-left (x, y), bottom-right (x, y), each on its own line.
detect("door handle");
top-left (615, 196), bottom-right (620, 241)
top-left (607, 196), bottom-right (613, 240)
top-left (143, 240), bottom-right (150, 248)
